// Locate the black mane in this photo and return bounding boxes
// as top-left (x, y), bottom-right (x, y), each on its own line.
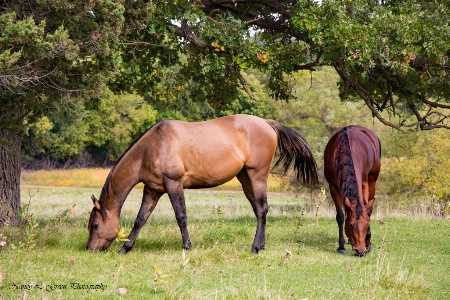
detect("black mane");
top-left (99, 169), bottom-right (113, 202)
top-left (335, 127), bottom-right (363, 219)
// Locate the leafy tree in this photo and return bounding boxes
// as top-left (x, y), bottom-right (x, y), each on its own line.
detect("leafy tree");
top-left (114, 0), bottom-right (449, 131)
top-left (142, 67), bottom-right (280, 120)
top-left (0, 0), bottom-right (124, 226)
top-left (381, 129), bottom-right (450, 199)
top-left (305, 0), bottom-right (450, 131)
top-left (22, 92), bottom-right (157, 167)
top-left (22, 102), bottom-right (91, 166)
top-left (221, 70), bottom-right (280, 119)
top-left (86, 92), bottom-right (157, 161)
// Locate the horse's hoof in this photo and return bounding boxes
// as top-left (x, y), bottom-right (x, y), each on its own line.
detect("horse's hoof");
top-left (251, 247), bottom-right (261, 254)
top-left (118, 246), bottom-right (130, 254)
top-left (183, 241), bottom-right (192, 250)
top-left (337, 249), bottom-right (346, 255)
top-left (251, 246), bottom-right (264, 254)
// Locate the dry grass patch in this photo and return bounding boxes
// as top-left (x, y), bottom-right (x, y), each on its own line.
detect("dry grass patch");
top-left (21, 168), bottom-right (111, 188)
top-left (21, 168), bottom-right (292, 192)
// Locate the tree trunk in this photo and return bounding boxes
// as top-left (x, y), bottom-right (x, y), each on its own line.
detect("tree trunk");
top-left (0, 128), bottom-right (22, 227)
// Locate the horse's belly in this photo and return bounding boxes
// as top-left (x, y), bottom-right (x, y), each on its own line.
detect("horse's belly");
top-left (182, 157), bottom-right (244, 188)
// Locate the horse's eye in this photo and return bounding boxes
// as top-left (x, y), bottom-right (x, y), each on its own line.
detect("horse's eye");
top-left (93, 224), bottom-right (99, 230)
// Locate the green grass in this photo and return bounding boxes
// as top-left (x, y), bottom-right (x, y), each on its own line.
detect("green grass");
top-left (0, 186), bottom-right (449, 299)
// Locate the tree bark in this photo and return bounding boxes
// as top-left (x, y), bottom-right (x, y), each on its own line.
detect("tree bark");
top-left (0, 128), bottom-right (22, 227)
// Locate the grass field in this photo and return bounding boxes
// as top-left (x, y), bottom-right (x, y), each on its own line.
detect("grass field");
top-left (0, 170), bottom-right (449, 299)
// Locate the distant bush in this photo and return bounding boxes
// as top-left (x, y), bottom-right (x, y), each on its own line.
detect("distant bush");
top-left (380, 129), bottom-right (450, 203)
top-left (22, 91), bottom-right (157, 169)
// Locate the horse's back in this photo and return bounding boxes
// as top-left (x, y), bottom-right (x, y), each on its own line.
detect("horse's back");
top-left (156, 114), bottom-right (276, 152)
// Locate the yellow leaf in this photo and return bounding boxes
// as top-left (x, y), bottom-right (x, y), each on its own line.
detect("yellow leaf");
top-left (257, 53), bottom-right (269, 63)
top-left (154, 266), bottom-right (162, 274)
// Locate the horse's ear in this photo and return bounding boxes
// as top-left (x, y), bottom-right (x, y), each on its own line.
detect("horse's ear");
top-left (344, 197), bottom-right (355, 208)
top-left (91, 195), bottom-right (101, 210)
top-left (367, 198), bottom-right (375, 209)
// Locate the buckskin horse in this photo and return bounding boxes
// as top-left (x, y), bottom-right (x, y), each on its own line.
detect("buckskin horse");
top-left (324, 125), bottom-right (381, 256)
top-left (87, 114), bottom-right (318, 253)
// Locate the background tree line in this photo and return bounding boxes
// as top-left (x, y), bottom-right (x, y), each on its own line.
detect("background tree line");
top-left (1, 0), bottom-right (449, 226)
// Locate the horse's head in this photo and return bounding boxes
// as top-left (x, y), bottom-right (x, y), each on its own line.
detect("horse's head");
top-left (86, 195), bottom-right (119, 251)
top-left (344, 197), bottom-right (374, 256)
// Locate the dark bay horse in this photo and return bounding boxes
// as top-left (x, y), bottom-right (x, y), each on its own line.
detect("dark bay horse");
top-left (87, 114), bottom-right (318, 253)
top-left (324, 125), bottom-right (381, 256)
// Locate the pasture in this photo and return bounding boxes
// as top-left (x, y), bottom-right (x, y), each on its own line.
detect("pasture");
top-left (0, 171), bottom-right (448, 299)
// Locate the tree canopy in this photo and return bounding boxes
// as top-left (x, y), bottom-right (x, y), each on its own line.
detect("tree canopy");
top-left (0, 0), bottom-right (124, 131)
top-left (114, 0), bottom-right (450, 131)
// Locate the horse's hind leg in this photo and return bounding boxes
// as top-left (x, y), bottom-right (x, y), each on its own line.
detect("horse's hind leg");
top-left (237, 169), bottom-right (269, 254)
top-left (330, 184), bottom-right (346, 254)
top-left (119, 186), bottom-right (162, 254)
top-left (165, 178), bottom-right (191, 250)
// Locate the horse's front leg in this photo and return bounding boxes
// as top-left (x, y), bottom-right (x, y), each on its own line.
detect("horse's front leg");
top-left (366, 173), bottom-right (378, 252)
top-left (365, 197), bottom-right (375, 252)
top-left (165, 178), bottom-right (191, 250)
top-left (366, 224), bottom-right (372, 252)
top-left (330, 184), bottom-right (346, 254)
top-left (336, 209), bottom-right (346, 254)
top-left (119, 187), bottom-right (162, 254)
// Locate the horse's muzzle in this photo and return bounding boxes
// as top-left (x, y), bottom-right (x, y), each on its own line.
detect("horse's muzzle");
top-left (86, 241), bottom-right (109, 252)
top-left (352, 247), bottom-right (367, 257)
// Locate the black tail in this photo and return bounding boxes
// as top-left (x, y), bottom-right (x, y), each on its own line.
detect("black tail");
top-left (266, 120), bottom-right (319, 186)
top-left (378, 137), bottom-right (382, 158)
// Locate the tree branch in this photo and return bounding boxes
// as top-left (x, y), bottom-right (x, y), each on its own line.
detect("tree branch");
top-left (174, 20), bottom-right (208, 49)
top-left (119, 41), bottom-right (170, 48)
top-left (226, 64), bottom-right (256, 100)
top-left (420, 95), bottom-right (450, 109)
top-left (199, 0), bottom-right (310, 42)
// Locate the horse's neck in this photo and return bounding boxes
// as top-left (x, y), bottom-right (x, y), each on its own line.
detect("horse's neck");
top-left (103, 156), bottom-right (141, 213)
